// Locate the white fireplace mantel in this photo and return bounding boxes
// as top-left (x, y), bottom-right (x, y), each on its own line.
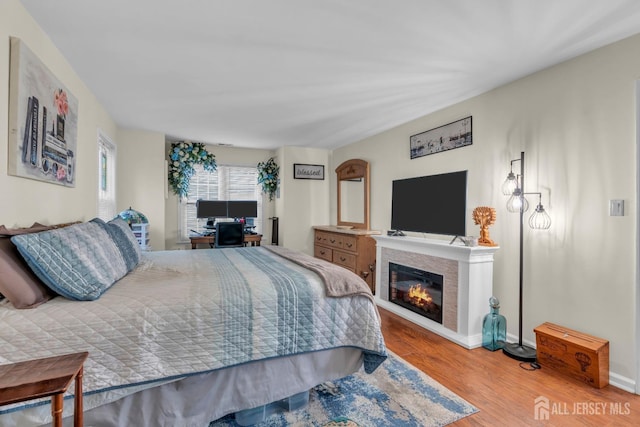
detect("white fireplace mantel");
top-left (374, 235), bottom-right (499, 348)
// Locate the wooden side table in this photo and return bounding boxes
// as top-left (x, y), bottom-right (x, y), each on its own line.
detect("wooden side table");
top-left (0, 351), bottom-right (89, 427)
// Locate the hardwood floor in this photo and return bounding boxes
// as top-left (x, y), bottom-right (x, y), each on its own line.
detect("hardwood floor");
top-left (379, 308), bottom-right (640, 426)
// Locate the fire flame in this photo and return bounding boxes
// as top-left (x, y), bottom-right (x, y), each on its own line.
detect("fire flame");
top-left (408, 283), bottom-right (433, 308)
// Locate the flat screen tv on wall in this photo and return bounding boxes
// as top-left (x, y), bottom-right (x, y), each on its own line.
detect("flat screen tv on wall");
top-left (391, 170), bottom-right (467, 237)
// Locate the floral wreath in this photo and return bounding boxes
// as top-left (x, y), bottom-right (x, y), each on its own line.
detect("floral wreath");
top-left (257, 157), bottom-right (279, 201)
top-left (168, 141), bottom-right (217, 199)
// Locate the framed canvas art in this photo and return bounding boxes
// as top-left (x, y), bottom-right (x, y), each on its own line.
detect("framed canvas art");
top-left (410, 116), bottom-right (472, 159)
top-left (8, 37), bottom-right (78, 187)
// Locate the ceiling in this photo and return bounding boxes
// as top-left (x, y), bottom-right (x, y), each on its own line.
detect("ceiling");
top-left (19, 0), bottom-right (640, 150)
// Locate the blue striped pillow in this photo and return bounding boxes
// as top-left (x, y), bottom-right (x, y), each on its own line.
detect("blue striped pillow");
top-left (11, 221), bottom-right (129, 300)
top-left (91, 217), bottom-right (141, 271)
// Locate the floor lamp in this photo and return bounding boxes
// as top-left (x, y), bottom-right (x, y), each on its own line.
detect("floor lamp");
top-left (501, 151), bottom-right (551, 362)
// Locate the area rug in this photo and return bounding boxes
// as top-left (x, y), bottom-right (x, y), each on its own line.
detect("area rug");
top-left (209, 351), bottom-right (478, 426)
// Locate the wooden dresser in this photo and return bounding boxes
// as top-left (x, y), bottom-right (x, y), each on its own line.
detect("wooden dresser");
top-left (313, 226), bottom-right (381, 294)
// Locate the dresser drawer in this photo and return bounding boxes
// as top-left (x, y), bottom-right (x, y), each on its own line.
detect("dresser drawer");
top-left (332, 250), bottom-right (356, 270)
top-left (315, 231), bottom-right (330, 245)
top-left (340, 235), bottom-right (357, 252)
top-left (325, 233), bottom-right (341, 249)
top-left (314, 245), bottom-right (333, 262)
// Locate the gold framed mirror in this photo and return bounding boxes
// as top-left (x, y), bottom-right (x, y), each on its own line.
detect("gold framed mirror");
top-left (336, 159), bottom-right (370, 230)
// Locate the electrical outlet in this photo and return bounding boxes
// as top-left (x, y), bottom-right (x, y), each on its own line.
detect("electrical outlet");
top-left (610, 200), bottom-right (624, 216)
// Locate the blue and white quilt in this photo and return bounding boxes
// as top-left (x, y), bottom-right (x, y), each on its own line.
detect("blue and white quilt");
top-left (0, 247), bottom-right (387, 419)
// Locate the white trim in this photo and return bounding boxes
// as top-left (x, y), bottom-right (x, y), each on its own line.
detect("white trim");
top-left (97, 129), bottom-right (117, 220)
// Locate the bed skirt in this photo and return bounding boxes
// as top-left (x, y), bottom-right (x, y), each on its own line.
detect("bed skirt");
top-left (1, 347), bottom-right (364, 427)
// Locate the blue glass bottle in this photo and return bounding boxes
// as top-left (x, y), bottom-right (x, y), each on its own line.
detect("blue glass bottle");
top-left (482, 296), bottom-right (506, 351)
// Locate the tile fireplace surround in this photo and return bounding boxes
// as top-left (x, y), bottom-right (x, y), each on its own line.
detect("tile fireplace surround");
top-left (374, 235), bottom-right (499, 348)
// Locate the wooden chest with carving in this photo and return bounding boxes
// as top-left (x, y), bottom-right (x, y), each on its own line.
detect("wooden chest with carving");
top-left (534, 322), bottom-right (609, 388)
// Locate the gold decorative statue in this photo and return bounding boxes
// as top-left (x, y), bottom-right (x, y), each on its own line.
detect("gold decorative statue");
top-left (473, 206), bottom-right (497, 247)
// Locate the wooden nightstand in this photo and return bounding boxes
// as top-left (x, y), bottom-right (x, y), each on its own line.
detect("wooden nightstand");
top-left (0, 351), bottom-right (89, 427)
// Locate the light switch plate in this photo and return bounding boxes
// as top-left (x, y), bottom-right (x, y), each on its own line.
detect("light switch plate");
top-left (610, 199), bottom-right (624, 216)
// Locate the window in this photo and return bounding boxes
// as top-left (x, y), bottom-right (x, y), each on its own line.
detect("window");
top-left (178, 165), bottom-right (263, 242)
top-left (97, 130), bottom-right (116, 221)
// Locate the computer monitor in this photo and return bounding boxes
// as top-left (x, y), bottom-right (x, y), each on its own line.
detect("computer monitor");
top-left (196, 200), bottom-right (228, 218)
top-left (227, 200), bottom-right (258, 218)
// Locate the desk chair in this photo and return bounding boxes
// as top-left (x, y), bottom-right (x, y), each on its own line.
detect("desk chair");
top-left (214, 222), bottom-right (245, 248)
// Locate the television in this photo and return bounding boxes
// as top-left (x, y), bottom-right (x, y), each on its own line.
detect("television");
top-left (227, 200), bottom-right (258, 218)
top-left (196, 200), bottom-right (228, 218)
top-left (391, 170), bottom-right (467, 236)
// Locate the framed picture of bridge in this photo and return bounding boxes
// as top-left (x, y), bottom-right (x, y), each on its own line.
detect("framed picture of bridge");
top-left (410, 116), bottom-right (472, 159)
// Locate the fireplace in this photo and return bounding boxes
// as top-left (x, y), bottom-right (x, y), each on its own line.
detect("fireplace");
top-left (374, 235), bottom-right (499, 349)
top-left (389, 262), bottom-right (443, 324)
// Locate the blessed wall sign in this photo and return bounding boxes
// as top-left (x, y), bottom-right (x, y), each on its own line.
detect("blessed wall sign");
top-left (293, 163), bottom-right (324, 180)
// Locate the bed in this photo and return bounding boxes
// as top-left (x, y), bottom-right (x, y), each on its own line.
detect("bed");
top-left (0, 219), bottom-right (387, 426)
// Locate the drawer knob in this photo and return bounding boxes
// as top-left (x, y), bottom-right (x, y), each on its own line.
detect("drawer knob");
top-left (340, 256), bottom-right (346, 262)
top-left (345, 243), bottom-right (353, 248)
top-left (361, 271), bottom-right (370, 279)
top-left (330, 239), bottom-right (336, 243)
top-left (320, 250), bottom-right (326, 255)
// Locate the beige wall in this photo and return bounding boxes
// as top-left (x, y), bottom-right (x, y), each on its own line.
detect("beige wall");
top-left (275, 146), bottom-right (331, 253)
top-left (333, 34), bottom-right (640, 387)
top-left (116, 129), bottom-right (166, 250)
top-left (0, 0), bottom-right (118, 227)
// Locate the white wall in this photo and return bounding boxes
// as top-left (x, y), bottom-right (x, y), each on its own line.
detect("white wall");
top-left (333, 33), bottom-right (640, 387)
top-left (0, 0), bottom-right (118, 227)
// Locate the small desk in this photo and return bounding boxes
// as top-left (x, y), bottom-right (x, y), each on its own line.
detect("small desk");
top-left (0, 351), bottom-right (89, 427)
top-left (190, 234), bottom-right (262, 249)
